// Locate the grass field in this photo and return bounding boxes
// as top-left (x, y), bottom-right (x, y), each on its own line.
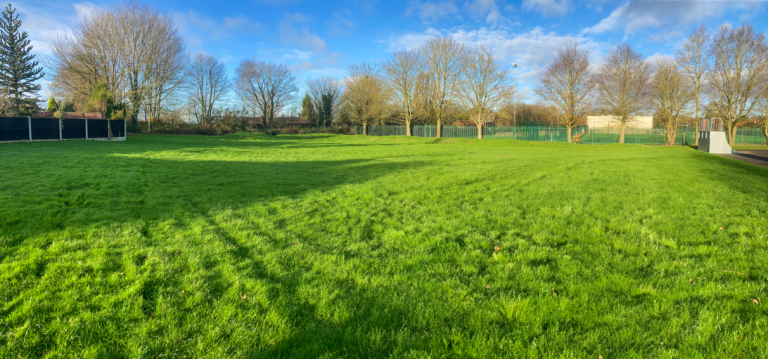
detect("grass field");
top-left (1, 134), bottom-right (767, 358)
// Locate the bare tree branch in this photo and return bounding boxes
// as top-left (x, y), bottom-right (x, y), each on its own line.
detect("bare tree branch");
top-left (457, 45), bottom-right (514, 139)
top-left (707, 23), bottom-right (768, 146)
top-left (535, 42), bottom-right (595, 143)
top-left (595, 43), bottom-right (652, 143)
top-left (235, 60), bottom-right (298, 127)
top-left (186, 53), bottom-right (228, 126)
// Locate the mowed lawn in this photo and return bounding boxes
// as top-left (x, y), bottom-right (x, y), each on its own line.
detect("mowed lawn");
top-left (1, 134), bottom-right (767, 358)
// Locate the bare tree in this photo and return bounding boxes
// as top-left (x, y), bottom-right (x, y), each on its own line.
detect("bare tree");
top-left (382, 49), bottom-right (421, 136)
top-left (186, 54), bottom-right (228, 125)
top-left (456, 45), bottom-right (515, 139)
top-left (677, 25), bottom-right (710, 146)
top-left (305, 76), bottom-right (342, 128)
top-left (48, 2), bottom-right (187, 128)
top-left (419, 37), bottom-right (466, 138)
top-left (756, 96), bottom-right (768, 145)
top-left (535, 42), bottom-right (596, 143)
top-left (595, 43), bottom-right (652, 143)
top-left (236, 60), bottom-right (298, 127)
top-left (341, 63), bottom-right (385, 135)
top-left (707, 24), bottom-right (768, 146)
top-left (651, 58), bottom-right (692, 145)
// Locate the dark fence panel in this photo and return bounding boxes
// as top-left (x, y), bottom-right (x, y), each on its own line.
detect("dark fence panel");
top-left (31, 118), bottom-right (60, 140)
top-left (110, 120), bottom-right (125, 138)
top-left (87, 119), bottom-right (110, 138)
top-left (62, 119), bottom-right (86, 139)
top-left (0, 117), bottom-right (29, 141)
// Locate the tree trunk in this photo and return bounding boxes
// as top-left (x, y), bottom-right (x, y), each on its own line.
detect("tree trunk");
top-left (763, 127), bottom-right (768, 145)
top-left (406, 119), bottom-right (411, 136)
top-left (363, 123), bottom-right (367, 135)
top-left (567, 126), bottom-right (572, 143)
top-left (477, 123), bottom-right (483, 139)
top-left (728, 123), bottom-right (737, 146)
top-left (619, 122), bottom-right (626, 144)
top-left (667, 127), bottom-right (676, 146)
top-left (436, 119), bottom-right (442, 138)
top-left (694, 100), bottom-right (699, 146)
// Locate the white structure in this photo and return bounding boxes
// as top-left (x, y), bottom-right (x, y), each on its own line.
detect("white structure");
top-left (698, 118), bottom-right (732, 154)
top-left (587, 116), bottom-right (653, 129)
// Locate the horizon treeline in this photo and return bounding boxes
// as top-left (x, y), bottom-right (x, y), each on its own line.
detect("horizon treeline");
top-left (7, 1), bottom-right (768, 144)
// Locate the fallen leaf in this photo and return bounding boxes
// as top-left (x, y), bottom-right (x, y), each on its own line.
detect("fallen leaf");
top-left (599, 356), bottom-right (604, 359)
top-left (149, 313), bottom-right (154, 317)
top-left (240, 293), bottom-right (247, 300)
top-left (553, 291), bottom-right (558, 296)
top-left (719, 227), bottom-right (724, 230)
top-left (181, 290), bottom-right (185, 294)
top-left (751, 298), bottom-right (759, 305)
top-left (689, 278), bottom-right (693, 283)
top-left (494, 246), bottom-right (500, 251)
top-left (485, 285), bottom-right (491, 289)
top-left (83, 268), bottom-right (89, 273)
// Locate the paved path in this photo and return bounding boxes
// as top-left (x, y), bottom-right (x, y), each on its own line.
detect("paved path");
top-left (722, 150), bottom-right (768, 168)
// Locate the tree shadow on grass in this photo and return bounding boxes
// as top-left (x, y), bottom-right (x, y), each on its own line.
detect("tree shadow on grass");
top-left (0, 138), bottom-right (432, 357)
top-left (0, 150), bottom-right (424, 256)
top-left (128, 133), bottom-right (394, 151)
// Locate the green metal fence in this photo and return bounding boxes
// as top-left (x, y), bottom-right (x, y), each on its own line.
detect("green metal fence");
top-left (353, 125), bottom-right (767, 146)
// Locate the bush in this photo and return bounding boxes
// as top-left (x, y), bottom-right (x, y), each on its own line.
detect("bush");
top-left (281, 126), bottom-right (302, 135)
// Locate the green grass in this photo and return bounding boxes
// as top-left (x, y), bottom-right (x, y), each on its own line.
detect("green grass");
top-left (1, 134), bottom-right (767, 358)
top-left (733, 145), bottom-right (768, 150)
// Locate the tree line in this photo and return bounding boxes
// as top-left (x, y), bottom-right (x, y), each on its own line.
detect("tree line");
top-left (4, 1), bottom-right (768, 145)
top-left (40, 2), bottom-right (517, 139)
top-left (538, 24), bottom-right (768, 146)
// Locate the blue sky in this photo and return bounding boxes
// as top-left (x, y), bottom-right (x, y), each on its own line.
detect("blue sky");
top-left (17, 0), bottom-right (768, 102)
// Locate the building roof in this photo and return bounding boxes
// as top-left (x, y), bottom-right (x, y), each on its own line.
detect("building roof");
top-left (33, 112), bottom-right (106, 119)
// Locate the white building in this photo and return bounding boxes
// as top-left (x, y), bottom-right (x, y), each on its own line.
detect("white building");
top-left (587, 116), bottom-right (653, 129)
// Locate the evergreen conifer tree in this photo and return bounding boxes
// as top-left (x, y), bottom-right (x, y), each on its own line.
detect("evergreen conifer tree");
top-left (46, 96), bottom-right (58, 112)
top-left (0, 3), bottom-right (44, 116)
top-left (300, 93), bottom-right (318, 127)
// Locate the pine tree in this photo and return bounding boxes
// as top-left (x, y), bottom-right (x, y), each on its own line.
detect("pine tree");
top-left (300, 93), bottom-right (318, 127)
top-left (0, 3), bottom-right (44, 116)
top-left (46, 96), bottom-right (58, 112)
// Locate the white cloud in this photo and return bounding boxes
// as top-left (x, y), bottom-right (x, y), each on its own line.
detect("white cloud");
top-left (329, 9), bottom-right (355, 36)
top-left (279, 12), bottom-right (327, 53)
top-left (581, 3), bottom-right (626, 34)
top-left (15, 3), bottom-right (82, 54)
top-left (74, 2), bottom-right (98, 21)
top-left (465, 0), bottom-right (504, 23)
top-left (582, 0), bottom-right (761, 35)
top-left (523, 0), bottom-right (571, 17)
top-left (646, 52), bottom-right (673, 65)
top-left (405, 0), bottom-right (460, 23)
top-left (386, 26), bottom-right (605, 88)
top-left (175, 11), bottom-right (262, 45)
top-left (384, 28), bottom-right (444, 51)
